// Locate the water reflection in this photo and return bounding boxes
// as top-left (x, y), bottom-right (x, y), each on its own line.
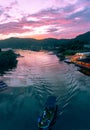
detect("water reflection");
top-left (0, 50), bottom-right (90, 130)
top-left (1, 50), bottom-right (64, 87)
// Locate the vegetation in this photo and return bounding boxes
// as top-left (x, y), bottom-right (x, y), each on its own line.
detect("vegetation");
top-left (0, 50), bottom-right (17, 74)
top-left (0, 31), bottom-right (89, 60)
top-left (57, 40), bottom-right (86, 55)
top-left (55, 32), bottom-right (90, 60)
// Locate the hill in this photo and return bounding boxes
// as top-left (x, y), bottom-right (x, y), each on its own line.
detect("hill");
top-left (0, 37), bottom-right (67, 50)
top-left (75, 31), bottom-right (90, 42)
top-left (0, 31), bottom-right (90, 50)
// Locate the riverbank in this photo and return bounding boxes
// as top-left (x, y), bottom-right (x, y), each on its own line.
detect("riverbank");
top-left (0, 49), bottom-right (18, 74)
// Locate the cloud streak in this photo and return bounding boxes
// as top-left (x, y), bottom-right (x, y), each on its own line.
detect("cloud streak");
top-left (0, 0), bottom-right (90, 39)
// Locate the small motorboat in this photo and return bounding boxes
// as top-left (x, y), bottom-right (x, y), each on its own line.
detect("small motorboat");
top-left (0, 81), bottom-right (8, 91)
top-left (64, 58), bottom-right (72, 64)
top-left (38, 96), bottom-right (57, 130)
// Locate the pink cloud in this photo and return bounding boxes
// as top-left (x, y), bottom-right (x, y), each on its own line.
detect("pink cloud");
top-left (0, 0), bottom-right (90, 39)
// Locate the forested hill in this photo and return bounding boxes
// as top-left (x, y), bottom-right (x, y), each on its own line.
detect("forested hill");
top-left (75, 31), bottom-right (90, 41)
top-left (0, 31), bottom-right (90, 50)
top-left (0, 37), bottom-right (69, 50)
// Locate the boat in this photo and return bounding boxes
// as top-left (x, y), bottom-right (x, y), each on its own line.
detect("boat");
top-left (78, 68), bottom-right (90, 76)
top-left (38, 96), bottom-right (58, 130)
top-left (75, 58), bottom-right (90, 70)
top-left (71, 52), bottom-right (90, 63)
top-left (64, 58), bottom-right (72, 64)
top-left (0, 81), bottom-right (8, 91)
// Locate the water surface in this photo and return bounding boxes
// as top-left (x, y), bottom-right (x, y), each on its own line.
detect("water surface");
top-left (0, 50), bottom-right (90, 130)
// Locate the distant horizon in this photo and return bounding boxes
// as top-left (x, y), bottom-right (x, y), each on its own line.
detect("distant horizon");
top-left (0, 0), bottom-right (90, 40)
top-left (0, 30), bottom-right (90, 41)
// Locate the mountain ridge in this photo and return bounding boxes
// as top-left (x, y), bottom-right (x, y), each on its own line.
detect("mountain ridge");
top-left (0, 31), bottom-right (90, 50)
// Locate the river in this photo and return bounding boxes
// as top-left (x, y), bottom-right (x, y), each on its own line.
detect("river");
top-left (0, 50), bottom-right (90, 130)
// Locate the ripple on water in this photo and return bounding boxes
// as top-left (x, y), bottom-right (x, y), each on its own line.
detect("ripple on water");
top-left (0, 50), bottom-right (90, 130)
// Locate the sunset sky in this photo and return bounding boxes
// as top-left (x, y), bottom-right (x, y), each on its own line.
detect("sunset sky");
top-left (0, 0), bottom-right (90, 39)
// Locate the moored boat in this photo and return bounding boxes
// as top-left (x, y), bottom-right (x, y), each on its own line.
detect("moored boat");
top-left (71, 52), bottom-right (90, 63)
top-left (0, 81), bottom-right (8, 91)
top-left (64, 58), bottom-right (72, 64)
top-left (70, 52), bottom-right (90, 70)
top-left (75, 58), bottom-right (90, 70)
top-left (78, 68), bottom-right (90, 76)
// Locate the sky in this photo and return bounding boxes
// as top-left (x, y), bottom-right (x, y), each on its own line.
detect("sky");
top-left (0, 0), bottom-right (90, 40)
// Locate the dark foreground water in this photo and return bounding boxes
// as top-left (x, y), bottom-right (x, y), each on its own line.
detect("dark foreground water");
top-left (0, 50), bottom-right (90, 130)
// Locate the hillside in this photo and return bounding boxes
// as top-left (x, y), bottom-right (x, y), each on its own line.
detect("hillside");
top-left (0, 37), bottom-right (66, 50)
top-left (0, 31), bottom-right (90, 50)
top-left (75, 31), bottom-right (90, 42)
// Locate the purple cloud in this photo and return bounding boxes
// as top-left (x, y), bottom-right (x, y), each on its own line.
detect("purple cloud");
top-left (0, 0), bottom-right (90, 39)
